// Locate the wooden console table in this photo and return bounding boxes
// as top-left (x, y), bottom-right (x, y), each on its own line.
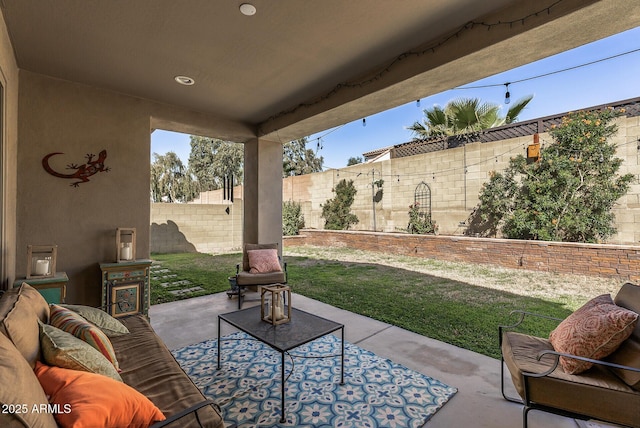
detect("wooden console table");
top-left (14, 272), bottom-right (68, 304)
top-left (100, 259), bottom-right (152, 318)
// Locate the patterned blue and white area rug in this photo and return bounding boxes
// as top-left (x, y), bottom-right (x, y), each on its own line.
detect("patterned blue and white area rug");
top-left (173, 332), bottom-right (457, 427)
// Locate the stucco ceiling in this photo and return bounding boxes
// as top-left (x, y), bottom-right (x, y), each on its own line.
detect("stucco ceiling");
top-left (1, 0), bottom-right (639, 142)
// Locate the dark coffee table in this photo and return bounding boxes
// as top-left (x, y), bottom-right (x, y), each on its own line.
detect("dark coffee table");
top-left (217, 305), bottom-right (344, 423)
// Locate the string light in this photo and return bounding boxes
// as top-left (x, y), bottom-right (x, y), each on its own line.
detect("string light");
top-left (416, 99), bottom-right (421, 108)
top-left (504, 83), bottom-right (511, 105)
top-left (362, 118), bottom-right (367, 127)
top-left (456, 47), bottom-right (640, 95)
top-left (318, 109), bottom-right (639, 183)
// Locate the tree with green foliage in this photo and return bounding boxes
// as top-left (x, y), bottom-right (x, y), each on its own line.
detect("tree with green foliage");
top-left (471, 107), bottom-right (633, 243)
top-left (347, 156), bottom-right (363, 166)
top-left (188, 136), bottom-right (243, 191)
top-left (283, 137), bottom-right (324, 177)
top-left (408, 96), bottom-right (533, 139)
top-left (150, 152), bottom-right (197, 202)
top-left (321, 179), bottom-right (359, 230)
top-left (282, 201), bottom-right (305, 236)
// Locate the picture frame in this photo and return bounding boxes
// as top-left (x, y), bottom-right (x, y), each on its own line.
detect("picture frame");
top-left (110, 283), bottom-right (139, 317)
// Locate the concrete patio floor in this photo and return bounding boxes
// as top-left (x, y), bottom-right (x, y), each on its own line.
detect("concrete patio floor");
top-left (150, 291), bottom-right (587, 428)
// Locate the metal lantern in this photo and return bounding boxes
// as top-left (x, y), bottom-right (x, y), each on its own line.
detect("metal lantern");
top-left (27, 244), bottom-right (57, 279)
top-left (260, 284), bottom-right (291, 325)
top-left (116, 228), bottom-right (136, 262)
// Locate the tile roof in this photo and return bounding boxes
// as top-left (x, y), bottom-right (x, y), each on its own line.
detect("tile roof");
top-left (363, 96), bottom-right (640, 160)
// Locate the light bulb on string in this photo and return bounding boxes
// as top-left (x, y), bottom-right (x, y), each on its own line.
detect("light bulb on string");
top-left (416, 99), bottom-right (421, 108)
top-left (362, 118), bottom-right (367, 127)
top-left (504, 83), bottom-right (511, 105)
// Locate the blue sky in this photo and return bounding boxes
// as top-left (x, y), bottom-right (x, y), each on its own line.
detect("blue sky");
top-left (152, 26), bottom-right (640, 169)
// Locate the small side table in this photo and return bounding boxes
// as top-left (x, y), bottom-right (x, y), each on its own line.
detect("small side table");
top-left (14, 272), bottom-right (68, 304)
top-left (100, 260), bottom-right (152, 318)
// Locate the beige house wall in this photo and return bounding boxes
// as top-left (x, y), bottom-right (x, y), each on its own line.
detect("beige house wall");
top-left (15, 71), bottom-right (255, 305)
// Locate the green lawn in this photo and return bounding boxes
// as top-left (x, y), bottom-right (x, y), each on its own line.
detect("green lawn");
top-left (150, 248), bottom-right (619, 359)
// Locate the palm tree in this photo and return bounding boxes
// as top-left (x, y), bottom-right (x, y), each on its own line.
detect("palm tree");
top-left (408, 95), bottom-right (533, 140)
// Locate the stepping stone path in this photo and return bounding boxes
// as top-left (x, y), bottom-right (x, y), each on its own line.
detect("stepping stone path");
top-left (150, 262), bottom-right (204, 297)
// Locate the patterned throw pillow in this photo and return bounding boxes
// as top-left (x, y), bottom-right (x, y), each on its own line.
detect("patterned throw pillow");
top-left (549, 294), bottom-right (638, 374)
top-left (49, 304), bottom-right (120, 370)
top-left (35, 362), bottom-right (165, 428)
top-left (60, 304), bottom-right (129, 337)
top-left (39, 321), bottom-right (122, 381)
top-left (247, 249), bottom-right (282, 274)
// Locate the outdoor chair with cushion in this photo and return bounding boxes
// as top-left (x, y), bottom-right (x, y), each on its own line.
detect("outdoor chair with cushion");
top-left (499, 282), bottom-right (640, 428)
top-left (234, 243), bottom-right (287, 309)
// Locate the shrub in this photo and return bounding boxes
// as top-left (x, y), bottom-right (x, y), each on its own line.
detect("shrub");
top-left (282, 201), bottom-right (305, 236)
top-left (473, 107), bottom-right (634, 243)
top-left (321, 179), bottom-right (359, 230)
top-left (407, 203), bottom-right (438, 234)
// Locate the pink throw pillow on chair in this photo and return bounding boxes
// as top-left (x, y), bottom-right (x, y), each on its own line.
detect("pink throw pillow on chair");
top-left (247, 249), bottom-right (282, 274)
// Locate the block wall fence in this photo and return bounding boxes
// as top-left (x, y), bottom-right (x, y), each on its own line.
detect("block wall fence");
top-left (150, 201), bottom-right (243, 254)
top-left (284, 230), bottom-right (640, 283)
top-left (280, 114), bottom-right (640, 244)
top-left (151, 114), bottom-right (640, 257)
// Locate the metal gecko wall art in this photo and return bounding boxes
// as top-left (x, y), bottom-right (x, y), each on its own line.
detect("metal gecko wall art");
top-left (42, 150), bottom-right (110, 187)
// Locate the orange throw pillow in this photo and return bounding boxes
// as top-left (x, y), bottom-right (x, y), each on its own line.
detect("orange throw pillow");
top-left (34, 361), bottom-right (165, 428)
top-left (247, 249), bottom-right (282, 273)
top-left (549, 294), bottom-right (638, 374)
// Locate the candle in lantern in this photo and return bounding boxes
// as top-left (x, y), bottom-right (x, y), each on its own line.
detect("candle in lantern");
top-left (274, 294), bottom-right (283, 320)
top-left (34, 259), bottom-right (50, 276)
top-left (121, 243), bottom-right (132, 260)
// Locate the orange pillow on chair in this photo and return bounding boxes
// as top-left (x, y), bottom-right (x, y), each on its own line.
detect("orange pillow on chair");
top-left (549, 294), bottom-right (638, 374)
top-left (247, 249), bottom-right (282, 273)
top-left (34, 361), bottom-right (165, 428)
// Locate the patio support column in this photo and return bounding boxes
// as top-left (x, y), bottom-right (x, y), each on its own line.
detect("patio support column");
top-left (243, 137), bottom-right (283, 251)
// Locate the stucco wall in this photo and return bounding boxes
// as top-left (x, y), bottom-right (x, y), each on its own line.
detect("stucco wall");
top-left (0, 8), bottom-right (19, 289)
top-left (151, 202), bottom-right (242, 254)
top-left (15, 71), bottom-right (255, 305)
top-left (17, 72), bottom-right (153, 304)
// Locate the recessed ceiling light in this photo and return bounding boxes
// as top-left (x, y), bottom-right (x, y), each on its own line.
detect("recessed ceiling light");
top-left (239, 3), bottom-right (256, 16)
top-left (174, 75), bottom-right (195, 86)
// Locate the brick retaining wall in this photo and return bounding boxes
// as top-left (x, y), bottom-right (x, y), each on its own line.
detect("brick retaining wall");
top-left (284, 230), bottom-right (640, 282)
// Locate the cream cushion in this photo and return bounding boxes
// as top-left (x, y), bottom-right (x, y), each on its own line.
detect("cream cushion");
top-left (39, 322), bottom-right (122, 381)
top-left (60, 304), bottom-right (129, 337)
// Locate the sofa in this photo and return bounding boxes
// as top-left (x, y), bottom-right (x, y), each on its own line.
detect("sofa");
top-left (0, 283), bottom-right (224, 428)
top-left (500, 282), bottom-right (640, 428)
